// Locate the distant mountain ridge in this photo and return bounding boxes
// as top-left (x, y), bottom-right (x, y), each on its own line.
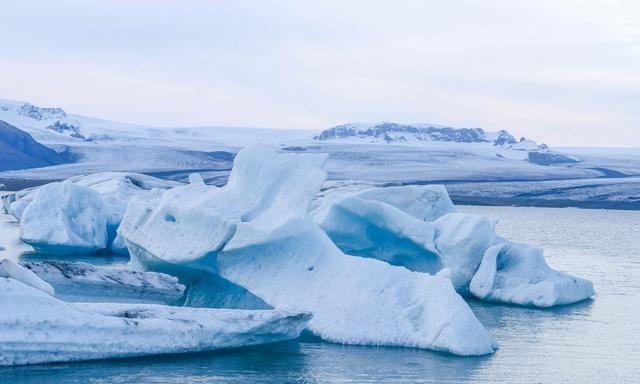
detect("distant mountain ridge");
top-left (315, 122), bottom-right (525, 146)
top-left (0, 100), bottom-right (87, 141)
top-left (0, 120), bottom-right (67, 171)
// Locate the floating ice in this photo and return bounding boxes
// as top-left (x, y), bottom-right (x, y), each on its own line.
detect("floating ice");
top-left (219, 218), bottom-right (497, 355)
top-left (470, 242), bottom-right (595, 307)
top-left (19, 181), bottom-right (110, 254)
top-left (10, 173), bottom-right (179, 254)
top-left (120, 145), bottom-right (497, 355)
top-left (0, 276), bottom-right (309, 366)
top-left (314, 189), bottom-right (495, 293)
top-left (22, 260), bottom-right (185, 304)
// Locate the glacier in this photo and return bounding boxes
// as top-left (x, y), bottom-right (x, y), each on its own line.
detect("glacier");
top-left (119, 145), bottom-right (498, 356)
top-left (0, 262), bottom-right (310, 366)
top-left (470, 242), bottom-right (596, 307)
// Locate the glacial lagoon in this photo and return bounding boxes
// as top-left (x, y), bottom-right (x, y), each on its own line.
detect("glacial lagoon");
top-left (1, 205), bottom-right (638, 383)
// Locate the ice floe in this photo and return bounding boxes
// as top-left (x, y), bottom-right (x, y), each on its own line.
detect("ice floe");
top-left (22, 260), bottom-right (185, 304)
top-left (7, 173), bottom-right (179, 255)
top-left (470, 242), bottom-right (595, 307)
top-left (20, 181), bottom-right (110, 254)
top-left (0, 269), bottom-right (309, 366)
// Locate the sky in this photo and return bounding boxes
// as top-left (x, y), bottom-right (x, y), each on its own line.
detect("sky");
top-left (1, 0), bottom-right (639, 146)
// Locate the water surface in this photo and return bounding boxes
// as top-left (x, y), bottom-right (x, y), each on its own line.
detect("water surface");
top-left (2, 206), bottom-right (638, 383)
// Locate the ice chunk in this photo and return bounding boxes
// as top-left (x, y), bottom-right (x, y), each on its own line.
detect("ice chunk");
top-left (22, 261), bottom-right (185, 304)
top-left (313, 190), bottom-right (495, 294)
top-left (0, 277), bottom-right (310, 366)
top-left (433, 213), bottom-right (496, 294)
top-left (120, 145), bottom-right (328, 265)
top-left (70, 172), bottom-right (180, 253)
top-left (10, 173), bottom-right (179, 254)
top-left (20, 181), bottom-right (110, 254)
top-left (121, 146), bottom-right (497, 355)
top-left (188, 172), bottom-right (205, 185)
top-left (313, 194), bottom-right (442, 272)
top-left (356, 185), bottom-right (456, 221)
top-left (470, 242), bottom-right (595, 307)
top-left (0, 259), bottom-right (54, 295)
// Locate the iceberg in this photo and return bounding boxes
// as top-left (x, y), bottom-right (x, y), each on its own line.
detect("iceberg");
top-left (22, 260), bottom-right (185, 304)
top-left (0, 267), bottom-right (309, 366)
top-left (19, 181), bottom-right (110, 254)
top-left (70, 172), bottom-right (180, 253)
top-left (10, 173), bottom-right (179, 255)
top-left (470, 242), bottom-right (595, 307)
top-left (120, 145), bottom-right (497, 355)
top-left (313, 189), bottom-right (495, 293)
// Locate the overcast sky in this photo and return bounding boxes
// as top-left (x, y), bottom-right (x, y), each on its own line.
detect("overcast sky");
top-left (1, 0), bottom-right (639, 146)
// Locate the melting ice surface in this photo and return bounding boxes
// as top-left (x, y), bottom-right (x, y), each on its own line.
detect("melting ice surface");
top-left (1, 206), bottom-right (638, 383)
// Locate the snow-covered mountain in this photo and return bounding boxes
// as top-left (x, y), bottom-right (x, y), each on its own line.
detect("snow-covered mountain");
top-left (314, 122), bottom-right (540, 148)
top-left (1, 98), bottom-right (638, 209)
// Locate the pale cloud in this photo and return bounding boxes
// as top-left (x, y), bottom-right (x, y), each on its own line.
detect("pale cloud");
top-left (0, 0), bottom-right (638, 146)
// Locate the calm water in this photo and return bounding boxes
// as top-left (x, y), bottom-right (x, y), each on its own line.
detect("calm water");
top-left (1, 206), bottom-right (639, 383)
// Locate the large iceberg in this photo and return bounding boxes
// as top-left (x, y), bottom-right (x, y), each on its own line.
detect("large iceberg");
top-left (0, 263), bottom-right (309, 366)
top-left (120, 145), bottom-right (497, 355)
top-left (10, 173), bottom-right (179, 255)
top-left (470, 242), bottom-right (595, 307)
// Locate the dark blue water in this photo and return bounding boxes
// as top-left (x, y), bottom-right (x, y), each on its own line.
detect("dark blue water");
top-left (1, 206), bottom-right (638, 383)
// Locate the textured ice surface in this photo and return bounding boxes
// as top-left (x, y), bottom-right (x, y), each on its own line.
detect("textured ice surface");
top-left (355, 185), bottom-right (456, 221)
top-left (9, 173), bottom-right (179, 255)
top-left (314, 187), bottom-right (495, 294)
top-left (0, 276), bottom-right (309, 366)
top-left (19, 181), bottom-right (110, 254)
top-left (470, 242), bottom-right (595, 307)
top-left (219, 218), bottom-right (497, 355)
top-left (120, 146), bottom-right (497, 355)
top-left (433, 213), bottom-right (496, 294)
top-left (22, 260), bottom-right (185, 304)
top-left (0, 259), bottom-right (54, 295)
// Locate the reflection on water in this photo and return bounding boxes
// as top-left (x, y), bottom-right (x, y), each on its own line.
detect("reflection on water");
top-left (1, 206), bottom-right (638, 383)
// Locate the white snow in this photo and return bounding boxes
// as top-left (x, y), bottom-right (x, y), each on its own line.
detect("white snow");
top-left (20, 181), bottom-right (110, 254)
top-left (120, 145), bottom-right (497, 356)
top-left (0, 276), bottom-right (309, 366)
top-left (470, 242), bottom-right (595, 307)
